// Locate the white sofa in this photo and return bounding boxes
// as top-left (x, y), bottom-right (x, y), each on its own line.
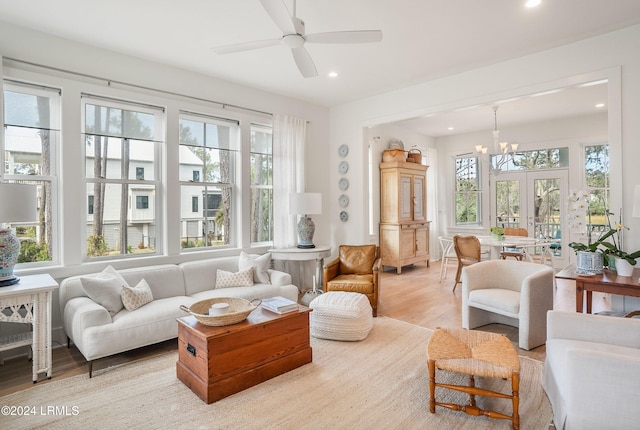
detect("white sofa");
top-left (59, 255), bottom-right (298, 376)
top-left (543, 310), bottom-right (640, 429)
top-left (461, 259), bottom-right (554, 350)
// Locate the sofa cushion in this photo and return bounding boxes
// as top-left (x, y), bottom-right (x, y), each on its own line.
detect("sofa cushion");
top-left (468, 288), bottom-right (520, 315)
top-left (216, 267), bottom-right (254, 288)
top-left (239, 251), bottom-right (271, 284)
top-left (80, 266), bottom-right (127, 316)
top-left (121, 279), bottom-right (154, 311)
top-left (339, 245), bottom-right (376, 275)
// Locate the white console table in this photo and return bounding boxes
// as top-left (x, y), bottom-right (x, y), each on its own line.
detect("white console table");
top-left (0, 274), bottom-right (59, 382)
top-left (270, 246), bottom-right (332, 291)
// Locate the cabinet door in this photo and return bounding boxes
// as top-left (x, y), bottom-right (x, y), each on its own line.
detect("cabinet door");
top-left (399, 175), bottom-right (413, 221)
top-left (413, 175), bottom-right (425, 221)
top-left (400, 226), bottom-right (416, 259)
top-left (415, 225), bottom-right (429, 257)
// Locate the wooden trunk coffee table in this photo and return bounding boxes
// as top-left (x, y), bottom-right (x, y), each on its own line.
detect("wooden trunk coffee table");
top-left (176, 304), bottom-right (312, 404)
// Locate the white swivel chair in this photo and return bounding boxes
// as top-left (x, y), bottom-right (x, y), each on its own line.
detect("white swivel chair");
top-left (461, 259), bottom-right (554, 350)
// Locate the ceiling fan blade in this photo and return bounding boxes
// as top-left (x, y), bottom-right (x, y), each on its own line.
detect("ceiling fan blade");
top-left (260, 0), bottom-right (296, 34)
top-left (305, 30), bottom-right (383, 44)
top-left (213, 38), bottom-right (281, 54)
top-left (291, 47), bottom-right (317, 78)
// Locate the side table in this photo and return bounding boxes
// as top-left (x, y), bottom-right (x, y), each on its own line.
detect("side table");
top-left (0, 274), bottom-right (59, 382)
top-left (270, 246), bottom-right (332, 292)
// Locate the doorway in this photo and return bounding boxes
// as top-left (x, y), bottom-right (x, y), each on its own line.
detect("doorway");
top-left (491, 169), bottom-right (568, 267)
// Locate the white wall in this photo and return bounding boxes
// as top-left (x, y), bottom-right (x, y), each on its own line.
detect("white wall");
top-left (327, 24), bottom-right (639, 259)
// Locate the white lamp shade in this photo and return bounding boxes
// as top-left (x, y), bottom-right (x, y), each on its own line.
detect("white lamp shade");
top-left (289, 193), bottom-right (322, 215)
top-left (633, 185), bottom-right (640, 218)
top-left (0, 183), bottom-right (38, 222)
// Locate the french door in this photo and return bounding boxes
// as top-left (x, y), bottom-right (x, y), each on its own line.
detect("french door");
top-left (491, 169), bottom-right (568, 267)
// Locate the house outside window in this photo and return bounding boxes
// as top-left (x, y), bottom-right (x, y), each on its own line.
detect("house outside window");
top-left (82, 95), bottom-right (163, 258)
top-left (455, 156), bottom-right (481, 225)
top-left (2, 81), bottom-right (60, 266)
top-left (179, 112), bottom-right (238, 249)
top-left (250, 124), bottom-right (273, 244)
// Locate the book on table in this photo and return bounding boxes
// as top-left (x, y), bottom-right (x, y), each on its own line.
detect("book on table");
top-left (262, 296), bottom-right (299, 314)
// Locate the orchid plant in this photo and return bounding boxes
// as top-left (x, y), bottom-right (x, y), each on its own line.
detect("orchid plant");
top-left (567, 190), bottom-right (640, 265)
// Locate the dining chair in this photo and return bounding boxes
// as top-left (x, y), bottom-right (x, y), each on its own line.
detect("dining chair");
top-left (500, 227), bottom-right (528, 260)
top-left (453, 235), bottom-right (481, 292)
top-left (438, 236), bottom-right (457, 282)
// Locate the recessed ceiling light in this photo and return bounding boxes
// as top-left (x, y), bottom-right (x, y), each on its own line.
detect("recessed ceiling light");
top-left (525, 0), bottom-right (541, 8)
top-left (595, 103), bottom-right (605, 108)
top-left (448, 127), bottom-right (455, 131)
top-left (328, 71), bottom-right (338, 78)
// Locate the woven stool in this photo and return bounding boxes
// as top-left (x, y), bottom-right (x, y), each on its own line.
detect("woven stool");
top-left (427, 328), bottom-right (521, 430)
top-left (309, 292), bottom-right (373, 341)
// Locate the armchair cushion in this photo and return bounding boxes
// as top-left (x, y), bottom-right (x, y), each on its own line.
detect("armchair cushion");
top-left (326, 274), bottom-right (374, 294)
top-left (468, 289), bottom-right (520, 315)
top-left (338, 245), bottom-right (377, 275)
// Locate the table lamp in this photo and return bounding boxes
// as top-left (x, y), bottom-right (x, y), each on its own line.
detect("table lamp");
top-left (0, 183), bottom-right (38, 286)
top-left (289, 193), bottom-right (322, 249)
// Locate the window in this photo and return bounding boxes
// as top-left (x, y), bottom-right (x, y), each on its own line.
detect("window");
top-left (250, 124), bottom-right (273, 244)
top-left (88, 195), bottom-right (94, 215)
top-left (490, 147), bottom-right (569, 172)
top-left (2, 81), bottom-right (60, 265)
top-left (136, 195), bottom-right (149, 209)
top-left (584, 143), bottom-right (610, 230)
top-left (191, 196), bottom-right (198, 213)
top-left (179, 112), bottom-right (238, 249)
top-left (455, 156), bottom-right (480, 225)
top-left (82, 95), bottom-right (164, 258)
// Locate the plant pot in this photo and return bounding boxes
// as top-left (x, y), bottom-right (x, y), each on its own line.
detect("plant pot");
top-left (576, 251), bottom-right (603, 275)
top-left (492, 233), bottom-right (504, 241)
top-left (615, 257), bottom-right (635, 277)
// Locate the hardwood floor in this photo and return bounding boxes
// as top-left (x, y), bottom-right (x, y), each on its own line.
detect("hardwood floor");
top-left (0, 259), bottom-right (607, 397)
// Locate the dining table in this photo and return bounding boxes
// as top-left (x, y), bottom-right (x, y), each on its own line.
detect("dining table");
top-left (443, 235), bottom-right (554, 263)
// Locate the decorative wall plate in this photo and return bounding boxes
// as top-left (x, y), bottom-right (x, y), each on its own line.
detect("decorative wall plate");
top-left (339, 211), bottom-right (348, 222)
top-left (338, 177), bottom-right (349, 191)
top-left (338, 144), bottom-right (349, 158)
top-left (339, 194), bottom-right (349, 208)
top-left (338, 161), bottom-right (349, 174)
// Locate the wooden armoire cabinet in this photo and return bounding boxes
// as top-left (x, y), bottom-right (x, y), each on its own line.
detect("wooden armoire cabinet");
top-left (379, 161), bottom-right (430, 274)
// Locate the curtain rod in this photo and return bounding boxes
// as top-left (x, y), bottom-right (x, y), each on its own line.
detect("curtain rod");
top-left (2, 56), bottom-right (273, 118)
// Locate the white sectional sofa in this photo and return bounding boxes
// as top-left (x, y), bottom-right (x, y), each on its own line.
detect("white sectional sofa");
top-left (59, 255), bottom-right (298, 376)
top-left (543, 310), bottom-right (640, 429)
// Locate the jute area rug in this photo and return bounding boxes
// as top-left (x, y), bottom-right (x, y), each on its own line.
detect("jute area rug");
top-left (1, 317), bottom-right (551, 430)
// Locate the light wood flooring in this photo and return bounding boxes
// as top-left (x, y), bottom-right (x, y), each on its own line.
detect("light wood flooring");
top-left (0, 259), bottom-right (607, 397)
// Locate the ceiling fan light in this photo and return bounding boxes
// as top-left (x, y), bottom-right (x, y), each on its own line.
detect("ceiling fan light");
top-left (282, 34), bottom-right (305, 49)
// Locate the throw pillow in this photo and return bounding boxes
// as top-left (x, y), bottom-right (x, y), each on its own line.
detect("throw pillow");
top-left (80, 265), bottom-right (128, 316)
top-left (121, 278), bottom-right (154, 311)
top-left (215, 267), bottom-right (254, 289)
top-left (238, 251), bottom-right (271, 284)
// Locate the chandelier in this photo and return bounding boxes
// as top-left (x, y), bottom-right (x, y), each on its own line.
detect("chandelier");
top-left (475, 106), bottom-right (518, 175)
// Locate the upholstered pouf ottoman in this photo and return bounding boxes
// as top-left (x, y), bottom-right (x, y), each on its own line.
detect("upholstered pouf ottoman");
top-left (309, 292), bottom-right (373, 341)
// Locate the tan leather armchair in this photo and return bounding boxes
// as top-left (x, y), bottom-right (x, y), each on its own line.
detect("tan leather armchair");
top-left (323, 245), bottom-right (381, 317)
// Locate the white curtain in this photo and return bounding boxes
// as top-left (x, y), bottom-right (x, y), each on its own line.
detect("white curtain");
top-left (273, 114), bottom-right (307, 248)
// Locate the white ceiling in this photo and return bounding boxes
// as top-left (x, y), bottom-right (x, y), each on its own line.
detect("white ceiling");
top-left (1, 0), bottom-right (639, 134)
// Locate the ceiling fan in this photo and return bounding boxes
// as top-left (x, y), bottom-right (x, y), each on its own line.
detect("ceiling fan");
top-left (213, 0), bottom-right (383, 78)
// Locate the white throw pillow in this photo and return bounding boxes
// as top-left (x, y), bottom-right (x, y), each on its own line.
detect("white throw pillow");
top-left (215, 267), bottom-right (254, 289)
top-left (80, 265), bottom-right (128, 316)
top-left (121, 278), bottom-right (154, 311)
top-left (238, 251), bottom-right (271, 284)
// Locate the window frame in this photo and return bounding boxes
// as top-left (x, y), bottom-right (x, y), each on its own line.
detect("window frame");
top-left (81, 94), bottom-right (165, 261)
top-left (249, 123), bottom-right (273, 246)
top-left (454, 155), bottom-right (482, 226)
top-left (2, 80), bottom-right (61, 268)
